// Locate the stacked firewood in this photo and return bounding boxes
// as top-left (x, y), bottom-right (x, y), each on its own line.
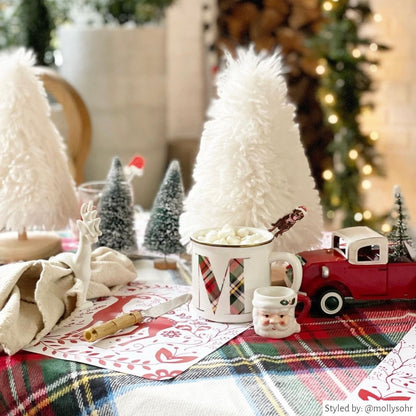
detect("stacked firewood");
top-left (216, 0), bottom-right (333, 192)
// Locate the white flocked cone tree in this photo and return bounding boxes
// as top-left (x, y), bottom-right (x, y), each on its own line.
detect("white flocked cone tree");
top-left (0, 48), bottom-right (78, 262)
top-left (180, 47), bottom-right (323, 253)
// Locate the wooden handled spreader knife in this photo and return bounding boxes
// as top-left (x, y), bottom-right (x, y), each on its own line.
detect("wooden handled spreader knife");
top-left (83, 293), bottom-right (192, 342)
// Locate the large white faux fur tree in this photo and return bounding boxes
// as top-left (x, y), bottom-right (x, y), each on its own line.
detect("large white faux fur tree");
top-left (180, 47), bottom-right (323, 253)
top-left (0, 49), bottom-right (78, 261)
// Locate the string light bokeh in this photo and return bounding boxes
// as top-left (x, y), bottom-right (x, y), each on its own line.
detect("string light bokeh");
top-left (311, 0), bottom-right (389, 229)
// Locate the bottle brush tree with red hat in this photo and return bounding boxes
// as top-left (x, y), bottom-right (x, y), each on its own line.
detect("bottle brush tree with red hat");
top-left (96, 156), bottom-right (138, 255)
top-left (180, 47), bottom-right (323, 253)
top-left (0, 48), bottom-right (78, 262)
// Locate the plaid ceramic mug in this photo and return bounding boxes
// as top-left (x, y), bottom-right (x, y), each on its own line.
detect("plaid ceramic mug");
top-left (190, 226), bottom-right (303, 323)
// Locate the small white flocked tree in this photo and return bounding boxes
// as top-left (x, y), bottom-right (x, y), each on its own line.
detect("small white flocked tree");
top-left (387, 185), bottom-right (413, 262)
top-left (0, 49), bottom-right (78, 261)
top-left (180, 47), bottom-right (323, 253)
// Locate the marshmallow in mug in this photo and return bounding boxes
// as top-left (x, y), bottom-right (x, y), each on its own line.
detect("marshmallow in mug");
top-left (192, 224), bottom-right (267, 246)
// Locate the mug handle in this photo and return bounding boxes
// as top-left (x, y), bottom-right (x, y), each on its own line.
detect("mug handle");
top-left (268, 251), bottom-right (303, 292)
top-left (296, 293), bottom-right (311, 322)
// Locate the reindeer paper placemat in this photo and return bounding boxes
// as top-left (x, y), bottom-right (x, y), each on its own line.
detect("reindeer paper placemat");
top-left (348, 323), bottom-right (416, 401)
top-left (25, 281), bottom-right (250, 380)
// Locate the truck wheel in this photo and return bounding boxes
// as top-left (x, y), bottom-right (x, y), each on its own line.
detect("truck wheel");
top-left (318, 290), bottom-right (344, 316)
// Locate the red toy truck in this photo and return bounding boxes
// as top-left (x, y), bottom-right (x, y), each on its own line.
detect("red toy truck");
top-left (297, 226), bottom-right (416, 315)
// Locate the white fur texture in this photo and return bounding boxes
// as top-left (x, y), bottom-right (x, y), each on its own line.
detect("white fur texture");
top-left (180, 47), bottom-right (323, 253)
top-left (0, 48), bottom-right (78, 231)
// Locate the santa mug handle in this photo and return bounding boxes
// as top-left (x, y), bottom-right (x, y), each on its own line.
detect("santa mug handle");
top-left (295, 293), bottom-right (311, 322)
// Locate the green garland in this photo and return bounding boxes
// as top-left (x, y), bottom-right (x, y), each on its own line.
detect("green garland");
top-left (0, 0), bottom-right (177, 64)
top-left (308, 0), bottom-right (389, 227)
top-left (75, 0), bottom-right (176, 25)
top-left (0, 0), bottom-right (55, 65)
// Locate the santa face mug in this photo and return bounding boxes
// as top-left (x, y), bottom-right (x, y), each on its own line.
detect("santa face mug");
top-left (190, 225), bottom-right (303, 323)
top-left (252, 286), bottom-right (311, 339)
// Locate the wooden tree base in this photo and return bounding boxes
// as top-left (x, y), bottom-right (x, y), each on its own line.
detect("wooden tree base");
top-left (0, 231), bottom-right (62, 263)
top-left (153, 258), bottom-right (177, 270)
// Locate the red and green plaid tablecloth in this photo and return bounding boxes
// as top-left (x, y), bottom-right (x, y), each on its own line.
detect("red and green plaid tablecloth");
top-left (1, 297), bottom-right (415, 416)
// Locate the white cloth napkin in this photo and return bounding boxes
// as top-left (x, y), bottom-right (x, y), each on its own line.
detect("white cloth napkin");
top-left (0, 247), bottom-right (136, 355)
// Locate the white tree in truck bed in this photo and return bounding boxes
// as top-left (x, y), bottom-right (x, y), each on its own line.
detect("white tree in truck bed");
top-left (387, 186), bottom-right (413, 262)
